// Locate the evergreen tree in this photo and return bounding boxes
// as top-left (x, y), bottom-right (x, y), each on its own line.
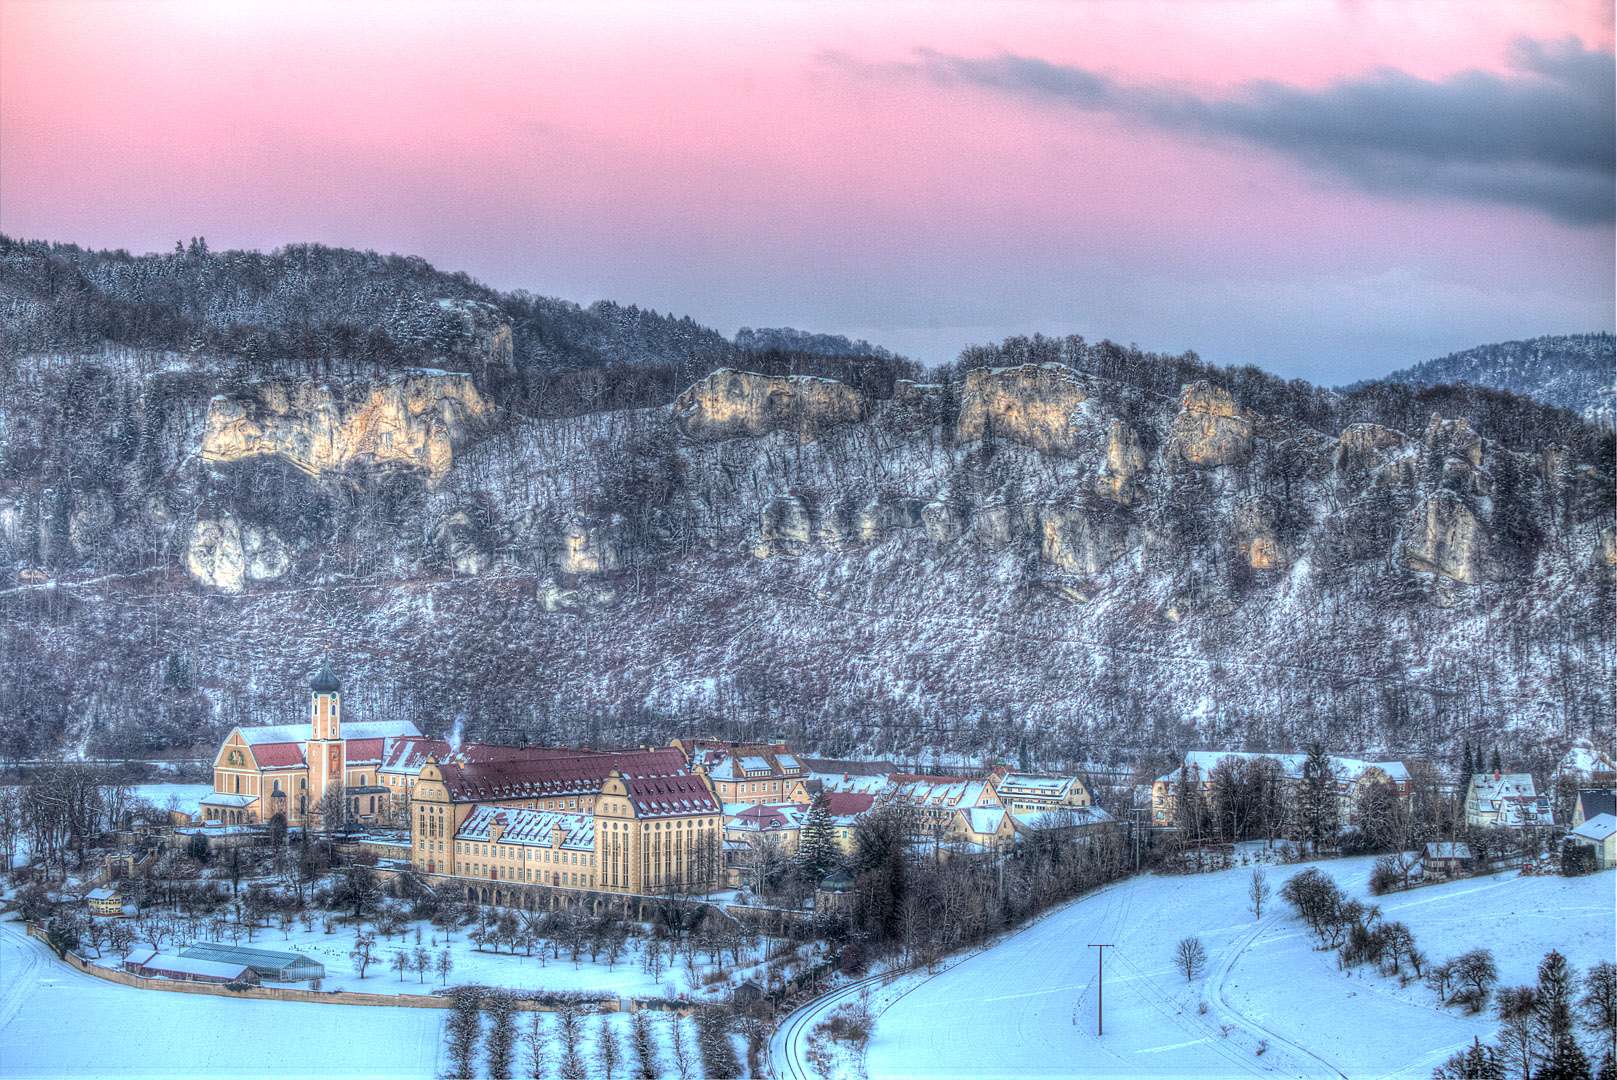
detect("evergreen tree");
top-left (1300, 744), bottom-right (1340, 851)
top-left (796, 793), bottom-right (838, 885)
top-left (1490, 746), bottom-right (1503, 773)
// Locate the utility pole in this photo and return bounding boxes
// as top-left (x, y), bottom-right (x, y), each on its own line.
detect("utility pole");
top-left (1087, 943), bottom-right (1113, 1036)
top-left (1127, 808), bottom-right (1146, 872)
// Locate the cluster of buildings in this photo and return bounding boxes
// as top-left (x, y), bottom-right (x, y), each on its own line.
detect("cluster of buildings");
top-left (200, 663), bottom-right (1113, 906)
top-left (198, 663), bottom-right (1612, 908)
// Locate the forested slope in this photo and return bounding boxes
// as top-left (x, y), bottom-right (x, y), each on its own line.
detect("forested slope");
top-left (1, 238), bottom-right (1611, 774)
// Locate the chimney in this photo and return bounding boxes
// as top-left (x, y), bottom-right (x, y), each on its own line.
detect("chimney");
top-left (1495, 770), bottom-right (1501, 781)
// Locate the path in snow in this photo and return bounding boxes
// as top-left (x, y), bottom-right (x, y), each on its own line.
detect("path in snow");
top-left (863, 858), bottom-right (1616, 1079)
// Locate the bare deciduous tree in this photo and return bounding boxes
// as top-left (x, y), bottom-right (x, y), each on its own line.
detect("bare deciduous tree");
top-left (1173, 936), bottom-right (1208, 983)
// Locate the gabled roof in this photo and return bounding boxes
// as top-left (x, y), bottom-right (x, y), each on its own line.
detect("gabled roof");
top-left (1424, 842), bottom-right (1473, 858)
top-left (621, 769), bottom-right (721, 819)
top-left (703, 744), bottom-right (806, 781)
top-left (823, 792), bottom-right (876, 820)
top-left (1577, 790), bottom-right (1616, 821)
top-left (434, 747), bottom-right (687, 802)
top-left (964, 806), bottom-right (1008, 836)
top-left (997, 773), bottom-right (1075, 798)
top-left (249, 743), bottom-right (306, 770)
top-left (1570, 813), bottom-right (1616, 843)
top-left (887, 775), bottom-right (997, 810)
top-left (379, 737), bottom-right (452, 774)
top-left (1470, 773), bottom-right (1539, 801)
top-left (727, 804), bottom-right (804, 832)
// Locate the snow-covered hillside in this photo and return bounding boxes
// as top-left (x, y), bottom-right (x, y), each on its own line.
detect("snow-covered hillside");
top-left (862, 858), bottom-right (1615, 1079)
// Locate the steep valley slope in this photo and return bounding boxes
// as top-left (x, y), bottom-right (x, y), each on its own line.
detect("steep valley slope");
top-left (1, 240), bottom-right (1611, 772)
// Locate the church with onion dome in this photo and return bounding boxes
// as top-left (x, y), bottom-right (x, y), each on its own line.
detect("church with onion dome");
top-left (204, 656), bottom-right (423, 827)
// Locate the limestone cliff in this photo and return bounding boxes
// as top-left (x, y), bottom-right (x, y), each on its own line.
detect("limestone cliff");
top-left (955, 364), bottom-right (1090, 455)
top-left (1424, 414), bottom-right (1483, 469)
top-left (1038, 505), bottom-right (1138, 575)
top-left (201, 372), bottom-right (493, 488)
top-left (1334, 423), bottom-right (1408, 482)
top-left (1235, 497), bottom-right (1294, 570)
top-left (186, 514), bottom-right (292, 593)
top-left (1093, 420), bottom-right (1146, 504)
top-left (1170, 381), bottom-right (1255, 467)
top-left (1400, 491), bottom-right (1498, 584)
top-left (671, 369), bottom-right (865, 443)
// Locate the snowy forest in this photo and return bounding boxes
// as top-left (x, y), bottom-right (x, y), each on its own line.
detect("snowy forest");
top-left (1, 237), bottom-right (1612, 771)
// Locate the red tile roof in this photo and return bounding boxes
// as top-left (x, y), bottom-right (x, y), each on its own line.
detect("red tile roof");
top-left (823, 792), bottom-right (876, 817)
top-left (434, 747), bottom-right (696, 804)
top-left (345, 738), bottom-right (385, 765)
top-left (249, 743), bottom-right (305, 769)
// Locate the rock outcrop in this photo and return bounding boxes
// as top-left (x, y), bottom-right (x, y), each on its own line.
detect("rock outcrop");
top-left (955, 364), bottom-right (1090, 455)
top-left (201, 372), bottom-right (493, 489)
top-left (186, 514), bottom-right (292, 593)
top-left (1424, 414), bottom-right (1483, 469)
top-left (1400, 491), bottom-right (1498, 584)
top-left (559, 515), bottom-right (624, 576)
top-left (1094, 420), bottom-right (1146, 504)
top-left (1038, 505), bottom-right (1138, 575)
top-left (756, 496), bottom-right (814, 557)
top-left (1234, 497), bottom-right (1294, 570)
top-left (1334, 424), bottom-right (1408, 481)
top-left (431, 511), bottom-right (491, 576)
top-left (672, 370), bottom-right (865, 443)
top-left (1170, 382), bottom-right (1255, 467)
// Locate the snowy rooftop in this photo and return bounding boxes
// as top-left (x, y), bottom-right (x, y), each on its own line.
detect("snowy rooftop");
top-left (1570, 813), bottom-right (1616, 843)
top-left (456, 804), bottom-right (595, 850)
top-left (997, 773), bottom-right (1075, 797)
top-left (235, 720), bottom-right (421, 746)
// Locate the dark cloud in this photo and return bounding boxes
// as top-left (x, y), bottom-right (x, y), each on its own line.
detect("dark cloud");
top-left (867, 38), bottom-right (1615, 225)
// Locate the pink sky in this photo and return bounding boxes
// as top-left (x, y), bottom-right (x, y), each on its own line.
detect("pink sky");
top-left (2, 1), bottom-right (1612, 376)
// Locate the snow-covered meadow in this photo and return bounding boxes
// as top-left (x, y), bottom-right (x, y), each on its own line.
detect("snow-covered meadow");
top-left (862, 856), bottom-right (1615, 1079)
top-left (2, 920), bottom-right (723, 1079)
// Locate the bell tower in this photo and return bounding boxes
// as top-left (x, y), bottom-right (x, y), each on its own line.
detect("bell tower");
top-left (306, 653), bottom-right (345, 819)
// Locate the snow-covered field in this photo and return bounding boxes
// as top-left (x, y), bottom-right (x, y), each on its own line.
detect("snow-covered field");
top-left (0, 921), bottom-right (443, 1078)
top-left (129, 783), bottom-right (212, 817)
top-left (155, 920), bottom-right (720, 1000)
top-left (2, 920), bottom-right (710, 1079)
top-left (863, 857), bottom-right (1616, 1079)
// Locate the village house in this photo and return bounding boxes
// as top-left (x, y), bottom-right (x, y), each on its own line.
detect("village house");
top-left (205, 659), bottom-right (424, 827)
top-left (1464, 772), bottom-right (1555, 829)
top-left (989, 771), bottom-right (1093, 815)
top-left (822, 792), bottom-right (876, 854)
top-left (1566, 814), bottom-right (1616, 871)
top-left (85, 887), bottom-right (125, 917)
top-left (671, 740), bottom-right (812, 805)
top-left (1572, 789), bottom-right (1615, 829)
top-left (1422, 841), bottom-right (1474, 877)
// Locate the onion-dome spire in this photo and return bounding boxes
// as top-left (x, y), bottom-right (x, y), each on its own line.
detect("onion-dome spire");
top-left (309, 652), bottom-right (341, 694)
